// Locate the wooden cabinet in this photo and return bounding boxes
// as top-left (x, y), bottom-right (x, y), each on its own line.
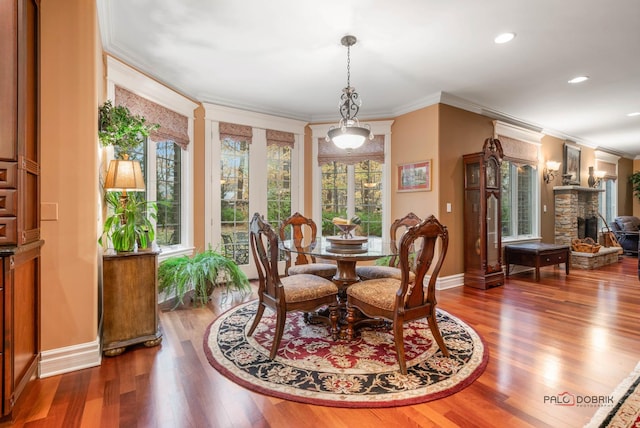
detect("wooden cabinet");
top-left (102, 251), bottom-right (162, 356)
top-left (463, 138), bottom-right (504, 289)
top-left (0, 0), bottom-right (42, 420)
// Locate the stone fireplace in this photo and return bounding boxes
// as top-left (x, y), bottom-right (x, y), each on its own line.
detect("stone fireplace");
top-left (553, 185), bottom-right (619, 269)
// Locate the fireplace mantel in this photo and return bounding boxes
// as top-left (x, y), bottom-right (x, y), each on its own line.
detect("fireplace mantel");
top-left (553, 186), bottom-right (604, 193)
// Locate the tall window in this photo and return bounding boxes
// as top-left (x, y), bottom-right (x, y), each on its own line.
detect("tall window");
top-left (156, 141), bottom-right (181, 245)
top-left (501, 160), bottom-right (537, 239)
top-left (321, 162), bottom-right (348, 235)
top-left (267, 144), bottom-right (292, 225)
top-left (220, 137), bottom-right (250, 264)
top-left (599, 179), bottom-right (617, 226)
top-left (355, 160), bottom-right (383, 236)
top-left (115, 140), bottom-right (183, 247)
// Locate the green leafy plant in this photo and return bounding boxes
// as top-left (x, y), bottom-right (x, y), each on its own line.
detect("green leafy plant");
top-left (98, 100), bottom-right (159, 156)
top-left (631, 171), bottom-right (640, 202)
top-left (100, 192), bottom-right (158, 252)
top-left (158, 246), bottom-right (250, 308)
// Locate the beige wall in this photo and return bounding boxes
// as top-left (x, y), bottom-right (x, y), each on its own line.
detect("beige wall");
top-left (634, 159), bottom-right (640, 217)
top-left (539, 135), bottom-right (565, 242)
top-left (193, 105), bottom-right (206, 251)
top-left (437, 105), bottom-right (493, 276)
top-left (390, 105), bottom-right (440, 222)
top-left (617, 157), bottom-right (633, 215)
top-left (40, 0), bottom-right (100, 350)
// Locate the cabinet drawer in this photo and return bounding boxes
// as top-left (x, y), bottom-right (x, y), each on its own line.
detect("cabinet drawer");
top-left (0, 162), bottom-right (17, 188)
top-left (542, 251), bottom-right (568, 264)
top-left (0, 218), bottom-right (17, 245)
top-left (0, 190), bottom-right (17, 216)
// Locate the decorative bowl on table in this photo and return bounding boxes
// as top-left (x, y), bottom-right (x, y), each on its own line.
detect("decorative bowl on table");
top-left (334, 223), bottom-right (357, 239)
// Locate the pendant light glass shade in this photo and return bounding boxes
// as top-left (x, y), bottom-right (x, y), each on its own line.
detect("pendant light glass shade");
top-left (326, 35), bottom-right (373, 150)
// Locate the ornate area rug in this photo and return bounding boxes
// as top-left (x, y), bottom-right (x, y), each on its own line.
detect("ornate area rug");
top-left (586, 362), bottom-right (640, 428)
top-left (203, 300), bottom-right (488, 407)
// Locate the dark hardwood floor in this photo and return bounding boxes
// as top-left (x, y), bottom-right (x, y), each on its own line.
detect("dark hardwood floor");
top-left (3, 256), bottom-right (639, 427)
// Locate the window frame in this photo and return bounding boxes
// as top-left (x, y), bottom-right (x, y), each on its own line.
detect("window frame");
top-left (105, 56), bottom-right (197, 260)
top-left (203, 104), bottom-right (307, 278)
top-left (595, 150), bottom-right (620, 228)
top-left (309, 121), bottom-right (393, 241)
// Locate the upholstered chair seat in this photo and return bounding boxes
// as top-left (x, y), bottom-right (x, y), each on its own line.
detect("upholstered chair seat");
top-left (355, 265), bottom-right (416, 283)
top-left (280, 274), bottom-right (338, 303)
top-left (288, 263), bottom-right (338, 279)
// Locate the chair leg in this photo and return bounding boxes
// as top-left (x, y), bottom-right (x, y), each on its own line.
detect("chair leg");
top-left (393, 320), bottom-right (408, 375)
top-left (427, 309), bottom-right (450, 357)
top-left (329, 304), bottom-right (339, 340)
top-left (345, 305), bottom-right (357, 340)
top-left (270, 308), bottom-right (287, 359)
top-left (247, 302), bottom-right (266, 336)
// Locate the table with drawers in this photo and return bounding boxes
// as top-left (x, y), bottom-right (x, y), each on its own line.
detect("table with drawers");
top-left (505, 243), bottom-right (570, 282)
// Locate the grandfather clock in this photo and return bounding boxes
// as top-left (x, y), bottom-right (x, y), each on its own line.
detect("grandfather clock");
top-left (463, 137), bottom-right (504, 289)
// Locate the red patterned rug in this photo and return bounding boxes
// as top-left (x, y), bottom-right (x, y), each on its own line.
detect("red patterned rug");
top-left (203, 300), bottom-right (488, 407)
top-left (586, 362), bottom-right (640, 427)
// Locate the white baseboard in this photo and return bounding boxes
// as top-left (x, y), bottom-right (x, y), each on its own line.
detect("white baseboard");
top-left (436, 273), bottom-right (464, 290)
top-left (39, 337), bottom-right (102, 378)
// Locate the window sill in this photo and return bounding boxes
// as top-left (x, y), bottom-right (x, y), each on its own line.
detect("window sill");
top-left (502, 236), bottom-right (542, 245)
top-left (158, 245), bottom-right (195, 262)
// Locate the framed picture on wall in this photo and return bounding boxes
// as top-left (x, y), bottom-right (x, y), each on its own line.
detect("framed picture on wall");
top-left (397, 160), bottom-right (431, 192)
top-left (563, 143), bottom-right (581, 185)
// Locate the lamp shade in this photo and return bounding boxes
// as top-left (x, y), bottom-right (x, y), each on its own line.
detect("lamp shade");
top-left (327, 126), bottom-right (370, 150)
top-left (104, 159), bottom-right (145, 191)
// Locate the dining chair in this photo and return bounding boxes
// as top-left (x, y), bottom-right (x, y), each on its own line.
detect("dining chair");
top-left (249, 213), bottom-right (339, 358)
top-left (278, 212), bottom-right (338, 280)
top-left (355, 212), bottom-right (422, 282)
top-left (345, 215), bottom-right (450, 375)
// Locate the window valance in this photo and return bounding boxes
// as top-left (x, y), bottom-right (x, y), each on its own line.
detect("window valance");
top-left (496, 135), bottom-right (539, 164)
top-left (219, 122), bottom-right (253, 143)
top-left (317, 135), bottom-right (385, 165)
top-left (596, 160), bottom-right (617, 180)
top-left (266, 129), bottom-right (295, 148)
top-left (115, 86), bottom-right (190, 150)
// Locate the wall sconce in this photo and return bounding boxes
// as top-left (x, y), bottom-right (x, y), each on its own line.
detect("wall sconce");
top-left (588, 167), bottom-right (606, 188)
top-left (543, 160), bottom-right (561, 184)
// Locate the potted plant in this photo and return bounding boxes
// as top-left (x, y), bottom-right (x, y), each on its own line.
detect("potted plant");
top-left (158, 247), bottom-right (250, 308)
top-left (100, 191), bottom-right (158, 252)
top-left (99, 100), bottom-right (158, 155)
top-left (631, 171), bottom-right (640, 202)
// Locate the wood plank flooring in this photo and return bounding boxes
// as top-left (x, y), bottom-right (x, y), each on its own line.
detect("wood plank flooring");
top-left (3, 256), bottom-right (639, 427)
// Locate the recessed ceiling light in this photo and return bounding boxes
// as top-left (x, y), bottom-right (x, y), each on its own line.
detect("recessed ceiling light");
top-left (627, 112), bottom-right (640, 117)
top-left (568, 76), bottom-right (589, 84)
top-left (494, 33), bottom-right (516, 44)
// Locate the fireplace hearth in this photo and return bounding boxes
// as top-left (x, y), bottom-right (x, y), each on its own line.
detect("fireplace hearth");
top-left (553, 185), bottom-right (618, 269)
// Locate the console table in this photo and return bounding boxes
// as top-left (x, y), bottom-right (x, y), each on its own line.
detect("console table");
top-left (505, 243), bottom-right (570, 282)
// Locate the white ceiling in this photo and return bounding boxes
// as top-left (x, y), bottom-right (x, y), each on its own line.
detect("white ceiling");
top-left (97, 0), bottom-right (640, 158)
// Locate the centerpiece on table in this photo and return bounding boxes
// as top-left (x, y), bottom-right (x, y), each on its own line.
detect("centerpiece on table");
top-left (327, 215), bottom-right (367, 253)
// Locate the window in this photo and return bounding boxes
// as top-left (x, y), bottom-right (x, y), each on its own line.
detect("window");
top-left (501, 161), bottom-right (538, 240)
top-left (220, 137), bottom-right (250, 265)
top-left (310, 122), bottom-right (392, 240)
top-left (321, 162), bottom-right (348, 235)
top-left (155, 141), bottom-right (182, 246)
top-left (267, 143), bottom-right (292, 225)
top-left (106, 56), bottom-right (197, 258)
top-left (115, 139), bottom-right (183, 247)
top-left (595, 151), bottom-right (620, 228)
top-left (354, 160), bottom-right (383, 236)
top-left (494, 121), bottom-right (543, 242)
top-left (599, 178), bottom-right (617, 226)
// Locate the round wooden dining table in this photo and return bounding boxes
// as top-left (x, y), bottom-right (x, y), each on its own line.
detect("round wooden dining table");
top-left (279, 236), bottom-right (395, 288)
